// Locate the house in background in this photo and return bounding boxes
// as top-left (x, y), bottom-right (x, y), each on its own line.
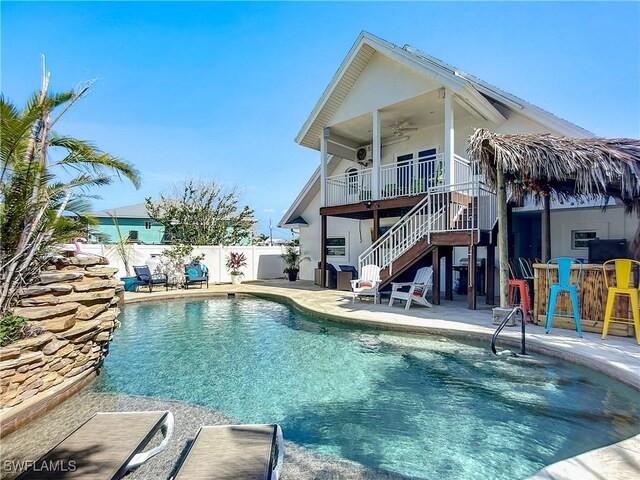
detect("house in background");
top-left (90, 203), bottom-right (165, 244)
top-left (279, 31), bottom-right (638, 308)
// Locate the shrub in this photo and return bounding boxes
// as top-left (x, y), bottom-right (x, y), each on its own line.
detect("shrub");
top-left (0, 314), bottom-right (27, 347)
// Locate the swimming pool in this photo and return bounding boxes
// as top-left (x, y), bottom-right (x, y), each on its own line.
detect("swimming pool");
top-left (93, 297), bottom-right (640, 479)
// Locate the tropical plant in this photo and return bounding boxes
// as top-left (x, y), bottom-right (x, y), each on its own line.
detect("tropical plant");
top-left (146, 178), bottom-right (256, 245)
top-left (225, 251), bottom-right (247, 276)
top-left (104, 215), bottom-right (135, 277)
top-left (0, 63), bottom-right (141, 317)
top-left (280, 243), bottom-right (308, 274)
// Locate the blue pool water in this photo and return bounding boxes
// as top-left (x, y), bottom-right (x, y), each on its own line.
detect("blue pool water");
top-left (93, 297), bottom-right (640, 479)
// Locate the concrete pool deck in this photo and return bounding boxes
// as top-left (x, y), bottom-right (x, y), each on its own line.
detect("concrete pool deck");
top-left (123, 279), bottom-right (640, 480)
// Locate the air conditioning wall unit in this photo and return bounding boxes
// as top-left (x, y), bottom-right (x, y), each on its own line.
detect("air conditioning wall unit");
top-left (356, 145), bottom-right (372, 167)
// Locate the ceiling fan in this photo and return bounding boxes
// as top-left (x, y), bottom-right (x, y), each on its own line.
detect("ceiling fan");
top-left (391, 121), bottom-right (418, 137)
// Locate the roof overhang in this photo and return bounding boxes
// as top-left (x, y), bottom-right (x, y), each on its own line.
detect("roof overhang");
top-left (295, 31), bottom-right (593, 151)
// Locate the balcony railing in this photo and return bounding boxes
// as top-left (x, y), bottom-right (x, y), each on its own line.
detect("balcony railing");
top-left (325, 153), bottom-right (476, 207)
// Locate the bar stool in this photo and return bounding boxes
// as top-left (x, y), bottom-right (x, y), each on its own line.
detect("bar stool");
top-left (602, 259), bottom-right (640, 345)
top-left (546, 257), bottom-right (582, 337)
top-left (508, 261), bottom-right (532, 321)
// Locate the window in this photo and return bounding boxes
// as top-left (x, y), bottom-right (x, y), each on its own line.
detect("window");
top-left (571, 230), bottom-right (597, 249)
top-left (326, 237), bottom-right (347, 257)
top-left (128, 230), bottom-right (139, 241)
top-left (144, 221), bottom-right (152, 230)
top-left (346, 168), bottom-right (358, 195)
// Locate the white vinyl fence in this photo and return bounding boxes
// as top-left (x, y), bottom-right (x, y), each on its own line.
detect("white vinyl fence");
top-left (68, 244), bottom-right (287, 282)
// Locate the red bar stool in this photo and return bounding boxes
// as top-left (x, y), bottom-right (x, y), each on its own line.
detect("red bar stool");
top-left (508, 261), bottom-right (532, 322)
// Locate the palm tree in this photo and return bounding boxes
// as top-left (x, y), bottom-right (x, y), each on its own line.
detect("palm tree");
top-left (0, 65), bottom-right (141, 316)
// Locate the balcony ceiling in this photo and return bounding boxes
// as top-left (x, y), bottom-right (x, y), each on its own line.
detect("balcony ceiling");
top-left (328, 91), bottom-right (470, 147)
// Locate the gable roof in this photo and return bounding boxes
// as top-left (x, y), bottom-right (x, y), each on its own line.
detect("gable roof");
top-left (92, 203), bottom-right (151, 219)
top-left (295, 31), bottom-right (593, 150)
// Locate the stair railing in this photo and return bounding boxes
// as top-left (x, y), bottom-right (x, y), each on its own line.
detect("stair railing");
top-left (358, 193), bottom-right (433, 277)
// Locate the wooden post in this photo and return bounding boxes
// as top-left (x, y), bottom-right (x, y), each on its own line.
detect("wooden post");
top-left (486, 244), bottom-right (495, 305)
top-left (542, 194), bottom-right (551, 262)
top-left (372, 208), bottom-right (380, 242)
top-left (320, 215), bottom-right (327, 288)
top-left (432, 247), bottom-right (440, 305)
top-left (496, 162), bottom-right (509, 308)
top-left (467, 244), bottom-right (477, 309)
top-left (444, 247), bottom-right (453, 301)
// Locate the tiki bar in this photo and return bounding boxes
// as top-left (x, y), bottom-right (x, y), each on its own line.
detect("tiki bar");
top-left (468, 130), bottom-right (640, 341)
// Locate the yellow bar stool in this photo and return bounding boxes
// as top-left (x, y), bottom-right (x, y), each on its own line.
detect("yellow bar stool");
top-left (602, 259), bottom-right (640, 344)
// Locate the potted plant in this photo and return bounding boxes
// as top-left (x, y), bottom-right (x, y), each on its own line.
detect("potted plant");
top-left (105, 215), bottom-right (137, 291)
top-left (226, 251), bottom-right (247, 285)
top-left (281, 244), bottom-right (308, 281)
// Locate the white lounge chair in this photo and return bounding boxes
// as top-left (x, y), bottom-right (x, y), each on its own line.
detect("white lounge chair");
top-left (351, 264), bottom-right (382, 304)
top-left (388, 266), bottom-right (434, 310)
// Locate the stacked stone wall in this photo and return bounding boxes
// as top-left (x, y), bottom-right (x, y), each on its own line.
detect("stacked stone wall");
top-left (0, 256), bottom-right (122, 409)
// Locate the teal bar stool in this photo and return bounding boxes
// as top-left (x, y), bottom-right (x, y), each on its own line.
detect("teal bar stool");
top-left (545, 257), bottom-right (583, 337)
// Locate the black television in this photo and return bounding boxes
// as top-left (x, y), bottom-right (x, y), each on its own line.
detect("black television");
top-left (588, 238), bottom-right (629, 263)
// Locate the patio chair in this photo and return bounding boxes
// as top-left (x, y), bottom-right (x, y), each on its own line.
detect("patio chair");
top-left (17, 411), bottom-right (174, 480)
top-left (133, 265), bottom-right (168, 293)
top-left (351, 264), bottom-right (382, 304)
top-left (184, 262), bottom-right (209, 289)
top-left (545, 257), bottom-right (583, 337)
top-left (172, 424), bottom-right (284, 480)
top-left (388, 266), bottom-right (434, 310)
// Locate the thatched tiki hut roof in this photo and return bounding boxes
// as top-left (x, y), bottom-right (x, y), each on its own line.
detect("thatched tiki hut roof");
top-left (467, 129), bottom-right (640, 257)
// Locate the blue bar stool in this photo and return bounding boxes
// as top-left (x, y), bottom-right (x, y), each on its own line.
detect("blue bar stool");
top-left (546, 257), bottom-right (583, 337)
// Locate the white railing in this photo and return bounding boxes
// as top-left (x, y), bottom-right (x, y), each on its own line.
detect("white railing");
top-left (358, 179), bottom-right (498, 276)
top-left (358, 193), bottom-right (437, 276)
top-left (380, 153), bottom-right (445, 199)
top-left (326, 169), bottom-right (372, 206)
top-left (325, 153), bottom-right (477, 207)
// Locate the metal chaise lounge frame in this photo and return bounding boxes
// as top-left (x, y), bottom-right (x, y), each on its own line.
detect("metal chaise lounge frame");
top-left (17, 410), bottom-right (174, 480)
top-left (172, 424), bottom-right (284, 480)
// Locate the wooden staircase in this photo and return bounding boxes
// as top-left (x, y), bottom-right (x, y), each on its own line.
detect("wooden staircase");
top-left (380, 237), bottom-right (436, 289)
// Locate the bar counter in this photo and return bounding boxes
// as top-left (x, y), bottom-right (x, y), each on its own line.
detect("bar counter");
top-left (533, 263), bottom-right (636, 337)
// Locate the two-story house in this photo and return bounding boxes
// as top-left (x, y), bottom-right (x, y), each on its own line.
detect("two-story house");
top-left (280, 32), bottom-right (637, 308)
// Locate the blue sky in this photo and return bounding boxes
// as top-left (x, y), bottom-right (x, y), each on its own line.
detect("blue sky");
top-left (2, 1), bottom-right (639, 237)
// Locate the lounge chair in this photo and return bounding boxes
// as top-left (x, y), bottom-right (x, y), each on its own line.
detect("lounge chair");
top-left (184, 263), bottom-right (209, 289)
top-left (351, 264), bottom-right (382, 304)
top-left (17, 411), bottom-right (174, 480)
top-left (172, 424), bottom-right (284, 480)
top-left (388, 266), bottom-right (434, 310)
top-left (133, 265), bottom-right (168, 292)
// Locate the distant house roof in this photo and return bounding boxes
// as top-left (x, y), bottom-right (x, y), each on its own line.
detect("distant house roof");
top-left (92, 203), bottom-right (151, 219)
top-left (295, 31), bottom-right (593, 150)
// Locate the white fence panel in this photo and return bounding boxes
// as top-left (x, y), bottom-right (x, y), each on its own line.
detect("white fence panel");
top-left (68, 244), bottom-right (286, 282)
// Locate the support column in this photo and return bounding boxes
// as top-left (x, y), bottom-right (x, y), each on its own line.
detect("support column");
top-left (320, 215), bottom-right (327, 288)
top-left (496, 163), bottom-right (509, 308)
top-left (444, 247), bottom-right (453, 301)
top-left (542, 195), bottom-right (551, 262)
top-left (372, 110), bottom-right (381, 200)
top-left (468, 244), bottom-right (477, 310)
top-left (432, 247), bottom-right (440, 305)
top-left (372, 208), bottom-right (380, 242)
top-left (444, 88), bottom-right (454, 185)
top-left (320, 128), bottom-right (329, 207)
top-left (486, 244), bottom-right (495, 305)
